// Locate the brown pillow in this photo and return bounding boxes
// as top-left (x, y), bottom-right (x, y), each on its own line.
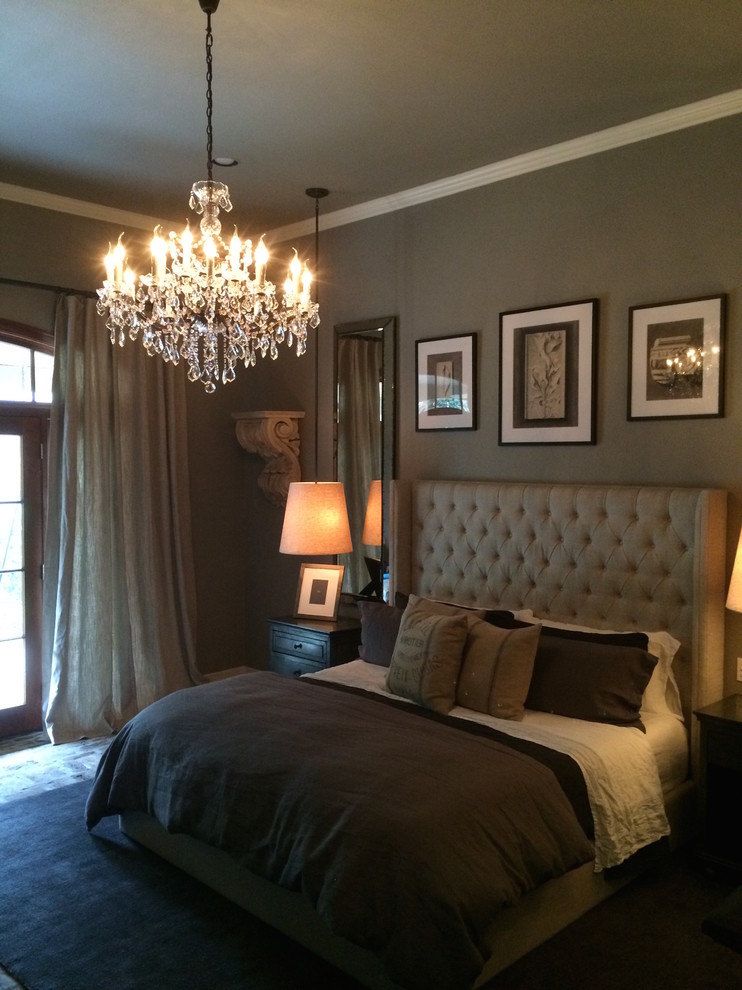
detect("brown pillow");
top-left (357, 600), bottom-right (404, 667)
top-left (456, 619), bottom-right (542, 720)
top-left (525, 636), bottom-right (657, 730)
top-left (386, 608), bottom-right (468, 714)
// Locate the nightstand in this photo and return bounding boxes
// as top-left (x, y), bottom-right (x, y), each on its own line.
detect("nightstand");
top-left (268, 616), bottom-right (361, 679)
top-left (694, 694), bottom-right (742, 873)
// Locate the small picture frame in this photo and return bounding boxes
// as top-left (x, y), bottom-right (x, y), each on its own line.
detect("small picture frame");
top-left (415, 333), bottom-right (477, 431)
top-left (294, 563), bottom-right (345, 621)
top-left (628, 295), bottom-right (725, 420)
top-left (499, 299), bottom-right (598, 445)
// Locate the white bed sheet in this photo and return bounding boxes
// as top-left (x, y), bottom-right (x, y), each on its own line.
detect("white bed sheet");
top-left (307, 660), bottom-right (679, 871)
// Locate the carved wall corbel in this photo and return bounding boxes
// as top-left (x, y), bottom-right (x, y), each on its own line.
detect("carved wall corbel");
top-left (232, 411), bottom-right (305, 507)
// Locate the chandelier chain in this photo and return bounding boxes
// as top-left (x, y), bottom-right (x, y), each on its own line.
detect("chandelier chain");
top-left (205, 12), bottom-right (214, 180)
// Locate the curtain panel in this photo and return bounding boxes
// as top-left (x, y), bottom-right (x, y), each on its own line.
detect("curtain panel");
top-left (43, 295), bottom-right (200, 743)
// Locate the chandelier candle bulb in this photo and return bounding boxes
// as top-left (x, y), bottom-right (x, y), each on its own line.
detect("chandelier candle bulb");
top-left (181, 224), bottom-right (193, 269)
top-left (300, 268), bottom-right (312, 309)
top-left (289, 252), bottom-right (302, 295)
top-left (254, 239), bottom-right (269, 285)
top-left (105, 248), bottom-right (115, 286)
top-left (229, 230), bottom-right (241, 272)
top-left (151, 230), bottom-right (167, 280)
top-left (113, 237), bottom-right (125, 285)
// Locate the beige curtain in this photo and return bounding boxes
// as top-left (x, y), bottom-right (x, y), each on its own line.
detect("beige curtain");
top-left (337, 336), bottom-right (382, 593)
top-left (42, 295), bottom-right (200, 743)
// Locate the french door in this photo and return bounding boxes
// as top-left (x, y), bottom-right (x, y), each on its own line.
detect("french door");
top-left (0, 414), bottom-right (45, 736)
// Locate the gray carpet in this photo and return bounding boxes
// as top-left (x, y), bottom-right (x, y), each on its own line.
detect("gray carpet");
top-left (1, 781), bottom-right (740, 990)
top-left (0, 782), bottom-right (361, 990)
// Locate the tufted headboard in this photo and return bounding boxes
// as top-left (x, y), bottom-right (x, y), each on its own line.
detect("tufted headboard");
top-left (389, 479), bottom-right (727, 776)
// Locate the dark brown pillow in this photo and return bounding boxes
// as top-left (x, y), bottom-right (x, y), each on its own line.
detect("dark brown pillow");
top-left (456, 619), bottom-right (542, 720)
top-left (405, 593), bottom-right (486, 625)
top-left (358, 600), bottom-right (404, 667)
top-left (539, 625), bottom-right (649, 650)
top-left (395, 592), bottom-right (521, 627)
top-left (525, 637), bottom-right (657, 730)
top-left (386, 608), bottom-right (468, 714)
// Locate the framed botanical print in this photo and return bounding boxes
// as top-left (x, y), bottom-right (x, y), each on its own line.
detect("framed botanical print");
top-left (628, 295), bottom-right (725, 420)
top-left (415, 333), bottom-right (477, 431)
top-left (499, 299), bottom-right (598, 444)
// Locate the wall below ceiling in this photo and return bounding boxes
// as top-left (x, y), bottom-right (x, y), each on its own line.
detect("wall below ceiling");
top-left (2, 112), bottom-right (741, 696)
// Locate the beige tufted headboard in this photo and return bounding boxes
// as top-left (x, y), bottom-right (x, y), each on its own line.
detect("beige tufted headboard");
top-left (389, 479), bottom-right (727, 776)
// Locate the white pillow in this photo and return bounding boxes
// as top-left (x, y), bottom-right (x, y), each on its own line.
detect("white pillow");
top-left (512, 610), bottom-right (683, 722)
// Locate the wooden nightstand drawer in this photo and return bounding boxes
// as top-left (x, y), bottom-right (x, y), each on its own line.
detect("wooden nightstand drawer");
top-left (706, 726), bottom-right (742, 772)
top-left (695, 695), bottom-right (742, 873)
top-left (268, 616), bottom-right (361, 678)
top-left (270, 653), bottom-right (325, 679)
top-left (271, 627), bottom-right (328, 664)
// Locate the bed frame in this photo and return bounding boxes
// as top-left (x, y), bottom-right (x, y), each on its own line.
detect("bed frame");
top-left (122, 479), bottom-right (727, 989)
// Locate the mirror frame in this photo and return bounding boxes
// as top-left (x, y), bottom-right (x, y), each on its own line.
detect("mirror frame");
top-left (334, 315), bottom-right (397, 586)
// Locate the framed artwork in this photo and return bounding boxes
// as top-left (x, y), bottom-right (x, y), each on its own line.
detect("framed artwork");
top-left (415, 333), bottom-right (477, 431)
top-left (628, 295), bottom-right (725, 420)
top-left (294, 563), bottom-right (345, 621)
top-left (499, 299), bottom-right (598, 445)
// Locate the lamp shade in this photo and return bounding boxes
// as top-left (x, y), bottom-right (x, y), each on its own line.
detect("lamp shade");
top-left (362, 480), bottom-right (383, 546)
top-left (727, 528), bottom-right (742, 612)
top-left (279, 481), bottom-right (353, 555)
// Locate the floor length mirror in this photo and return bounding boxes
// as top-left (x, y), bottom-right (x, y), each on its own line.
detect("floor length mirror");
top-left (334, 316), bottom-right (396, 597)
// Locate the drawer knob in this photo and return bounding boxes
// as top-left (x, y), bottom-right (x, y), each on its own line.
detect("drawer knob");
top-left (293, 642), bottom-right (303, 650)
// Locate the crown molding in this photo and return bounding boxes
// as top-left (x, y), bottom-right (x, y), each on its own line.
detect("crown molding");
top-left (0, 182), bottom-right (174, 231)
top-left (3, 88), bottom-right (742, 242)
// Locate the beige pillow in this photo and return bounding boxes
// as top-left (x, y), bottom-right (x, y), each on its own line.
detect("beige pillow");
top-left (386, 608), bottom-right (468, 714)
top-left (456, 619), bottom-right (542, 720)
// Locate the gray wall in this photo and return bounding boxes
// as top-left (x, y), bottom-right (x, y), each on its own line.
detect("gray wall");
top-left (2, 113), bottom-right (741, 694)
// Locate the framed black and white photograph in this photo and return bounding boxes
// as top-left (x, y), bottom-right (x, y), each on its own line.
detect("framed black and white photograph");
top-left (499, 299), bottom-right (598, 445)
top-left (628, 295), bottom-right (725, 420)
top-left (415, 333), bottom-right (477, 431)
top-left (294, 563), bottom-right (345, 621)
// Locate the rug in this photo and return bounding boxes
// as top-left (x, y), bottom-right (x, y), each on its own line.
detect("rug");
top-left (2, 782), bottom-right (740, 990)
top-left (0, 782), bottom-right (361, 990)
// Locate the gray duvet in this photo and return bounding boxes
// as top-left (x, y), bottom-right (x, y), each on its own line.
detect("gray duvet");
top-left (86, 672), bottom-right (594, 990)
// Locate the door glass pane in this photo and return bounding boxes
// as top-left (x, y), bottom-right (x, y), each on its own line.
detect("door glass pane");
top-left (0, 569), bottom-right (24, 640)
top-left (0, 639), bottom-right (25, 709)
top-left (0, 435), bottom-right (21, 501)
top-left (0, 431), bottom-right (25, 712)
top-left (0, 504), bottom-right (23, 571)
top-left (0, 341), bottom-right (33, 402)
top-left (34, 351), bottom-right (54, 403)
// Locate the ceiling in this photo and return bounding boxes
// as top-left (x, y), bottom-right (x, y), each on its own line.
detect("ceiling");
top-left (3, 0), bottom-right (742, 240)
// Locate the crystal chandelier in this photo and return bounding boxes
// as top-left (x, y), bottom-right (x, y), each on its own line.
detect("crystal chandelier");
top-left (96, 0), bottom-right (319, 393)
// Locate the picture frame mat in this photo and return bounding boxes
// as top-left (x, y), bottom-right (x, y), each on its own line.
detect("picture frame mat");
top-left (294, 563), bottom-right (345, 621)
top-left (499, 299), bottom-right (597, 444)
top-left (415, 332), bottom-right (477, 431)
top-left (628, 295), bottom-right (724, 420)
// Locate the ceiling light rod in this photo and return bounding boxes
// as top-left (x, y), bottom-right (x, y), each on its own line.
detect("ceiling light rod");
top-left (97, 0), bottom-right (319, 393)
top-left (306, 187), bottom-right (328, 482)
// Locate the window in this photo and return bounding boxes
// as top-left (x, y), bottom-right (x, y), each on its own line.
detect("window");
top-left (0, 317), bottom-right (54, 405)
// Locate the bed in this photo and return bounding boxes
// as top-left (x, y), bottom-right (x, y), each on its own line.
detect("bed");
top-left (86, 479), bottom-right (727, 990)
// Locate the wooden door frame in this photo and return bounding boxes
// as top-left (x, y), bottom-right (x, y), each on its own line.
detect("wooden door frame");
top-left (0, 410), bottom-right (46, 736)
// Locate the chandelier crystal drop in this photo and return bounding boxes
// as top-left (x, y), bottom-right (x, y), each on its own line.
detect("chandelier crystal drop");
top-left (96, 0), bottom-right (319, 393)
